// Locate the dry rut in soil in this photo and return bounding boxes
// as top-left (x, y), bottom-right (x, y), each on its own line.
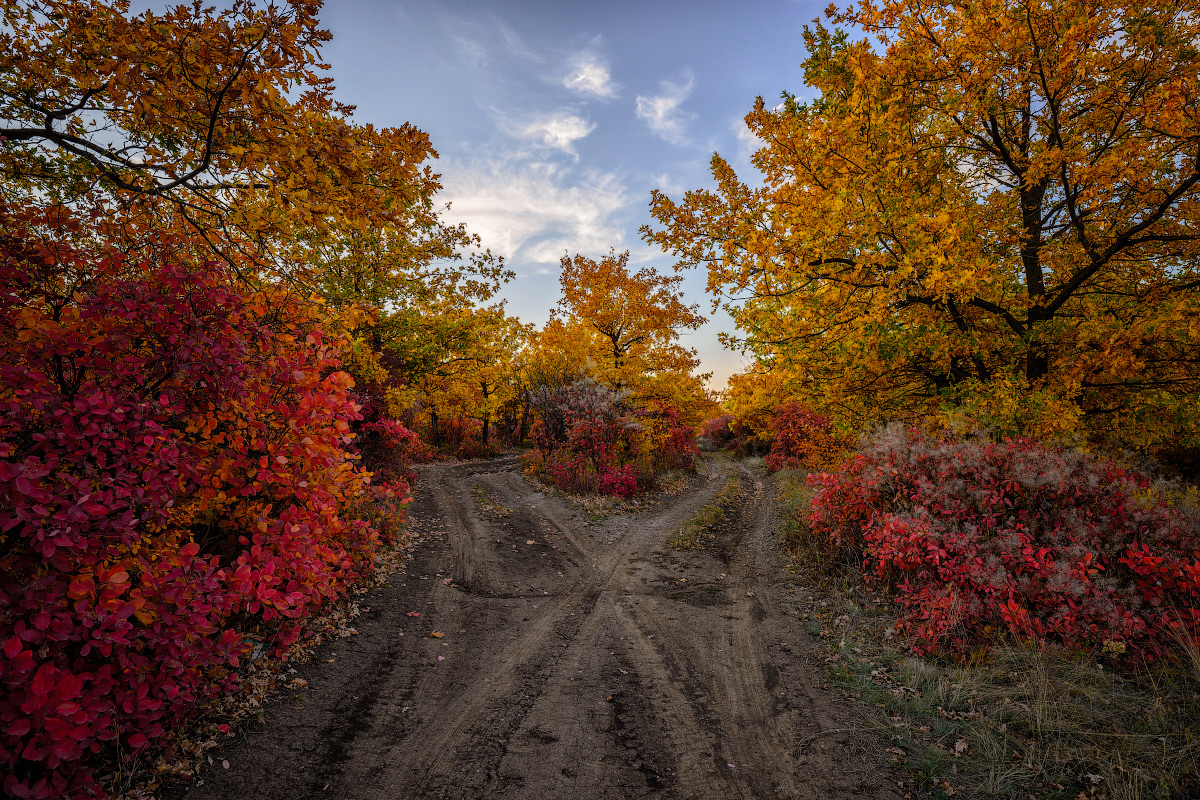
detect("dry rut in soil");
top-left (172, 454), bottom-right (901, 800)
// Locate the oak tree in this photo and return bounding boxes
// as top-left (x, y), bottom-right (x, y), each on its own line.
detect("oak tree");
top-left (557, 249), bottom-right (706, 381)
top-left (0, 0), bottom-right (449, 283)
top-left (646, 0), bottom-right (1200, 447)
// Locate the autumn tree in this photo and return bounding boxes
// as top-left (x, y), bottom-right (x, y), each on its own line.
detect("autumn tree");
top-left (468, 307), bottom-right (531, 447)
top-left (646, 0), bottom-right (1200, 447)
top-left (0, 0), bottom-right (462, 287)
top-left (557, 249), bottom-right (707, 381)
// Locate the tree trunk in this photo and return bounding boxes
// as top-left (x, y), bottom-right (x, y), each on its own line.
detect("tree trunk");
top-left (1021, 179), bottom-right (1050, 384)
top-left (480, 384), bottom-right (491, 447)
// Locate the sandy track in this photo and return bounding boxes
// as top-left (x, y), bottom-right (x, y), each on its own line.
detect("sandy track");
top-left (171, 455), bottom-right (900, 800)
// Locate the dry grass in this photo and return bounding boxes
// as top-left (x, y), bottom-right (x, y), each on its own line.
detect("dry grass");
top-left (470, 483), bottom-right (513, 518)
top-left (775, 470), bottom-right (1200, 800)
top-left (668, 475), bottom-right (745, 550)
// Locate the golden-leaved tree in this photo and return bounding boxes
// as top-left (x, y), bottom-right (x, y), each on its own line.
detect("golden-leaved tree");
top-left (646, 0), bottom-right (1200, 448)
top-left (557, 249), bottom-right (708, 384)
top-left (0, 0), bottom-right (488, 292)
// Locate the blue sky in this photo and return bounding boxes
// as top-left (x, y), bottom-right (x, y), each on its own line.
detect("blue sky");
top-left (318, 0), bottom-right (829, 389)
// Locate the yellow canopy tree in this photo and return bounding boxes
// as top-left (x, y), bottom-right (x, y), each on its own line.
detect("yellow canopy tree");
top-left (557, 248), bottom-right (707, 383)
top-left (646, 0), bottom-right (1200, 448)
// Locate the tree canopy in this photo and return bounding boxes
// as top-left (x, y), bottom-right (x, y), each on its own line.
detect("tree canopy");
top-left (646, 0), bottom-right (1200, 447)
top-left (556, 248), bottom-right (707, 382)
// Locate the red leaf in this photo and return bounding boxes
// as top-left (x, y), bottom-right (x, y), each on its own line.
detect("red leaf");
top-left (54, 671), bottom-right (82, 701)
top-left (4, 636), bottom-right (21, 659)
top-left (29, 663), bottom-right (57, 697)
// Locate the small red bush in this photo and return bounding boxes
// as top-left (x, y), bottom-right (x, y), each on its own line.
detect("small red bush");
top-left (806, 425), bottom-right (1200, 660)
top-left (699, 414), bottom-right (736, 448)
top-left (600, 464), bottom-right (641, 498)
top-left (524, 379), bottom-right (696, 497)
top-left (763, 403), bottom-right (850, 473)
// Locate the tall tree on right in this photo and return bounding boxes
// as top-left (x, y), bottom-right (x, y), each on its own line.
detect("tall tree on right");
top-left (646, 0), bottom-right (1200, 447)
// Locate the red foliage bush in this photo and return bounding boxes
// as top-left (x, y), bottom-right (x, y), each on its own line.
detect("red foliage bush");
top-left (806, 425), bottom-right (1200, 660)
top-left (0, 206), bottom-right (409, 798)
top-left (699, 414), bottom-right (737, 449)
top-left (763, 403), bottom-right (850, 473)
top-left (599, 464), bottom-right (641, 498)
top-left (350, 385), bottom-right (434, 482)
top-left (524, 379), bottom-right (696, 497)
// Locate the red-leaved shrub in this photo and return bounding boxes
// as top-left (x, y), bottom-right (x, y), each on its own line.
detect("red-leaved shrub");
top-left (806, 425), bottom-right (1200, 660)
top-left (0, 205), bottom-right (410, 798)
top-left (763, 403), bottom-right (850, 473)
top-left (524, 379), bottom-right (696, 497)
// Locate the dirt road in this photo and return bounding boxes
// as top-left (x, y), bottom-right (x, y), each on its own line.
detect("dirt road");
top-left (173, 455), bottom-right (901, 799)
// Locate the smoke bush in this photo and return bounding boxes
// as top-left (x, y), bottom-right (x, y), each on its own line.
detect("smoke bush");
top-left (807, 425), bottom-right (1200, 660)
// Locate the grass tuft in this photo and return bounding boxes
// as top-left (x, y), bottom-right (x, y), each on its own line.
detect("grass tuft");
top-left (470, 484), bottom-right (512, 518)
top-left (668, 475), bottom-right (744, 550)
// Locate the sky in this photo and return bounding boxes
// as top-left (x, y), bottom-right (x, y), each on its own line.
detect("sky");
top-left (316, 0), bottom-right (830, 389)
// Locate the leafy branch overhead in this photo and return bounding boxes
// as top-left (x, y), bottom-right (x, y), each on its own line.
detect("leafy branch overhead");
top-left (0, 0), bottom-right (499, 286)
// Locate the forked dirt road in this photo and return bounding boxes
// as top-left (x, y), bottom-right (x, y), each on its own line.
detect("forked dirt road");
top-left (174, 455), bottom-right (901, 800)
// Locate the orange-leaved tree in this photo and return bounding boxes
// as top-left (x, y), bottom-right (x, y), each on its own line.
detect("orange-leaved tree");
top-left (557, 249), bottom-right (707, 384)
top-left (646, 0), bottom-right (1200, 448)
top-left (0, 0), bottom-right (444, 281)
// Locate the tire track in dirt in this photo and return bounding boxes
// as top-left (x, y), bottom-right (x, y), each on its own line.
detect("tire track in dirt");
top-left (172, 455), bottom-right (900, 800)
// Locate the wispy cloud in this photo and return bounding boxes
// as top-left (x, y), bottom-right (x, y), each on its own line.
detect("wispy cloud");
top-left (449, 33), bottom-right (490, 70)
top-left (563, 50), bottom-right (618, 100)
top-left (492, 17), bottom-right (541, 62)
top-left (439, 156), bottom-right (628, 269)
top-left (518, 112), bottom-right (595, 157)
top-left (732, 116), bottom-right (764, 162)
top-left (636, 71), bottom-right (696, 146)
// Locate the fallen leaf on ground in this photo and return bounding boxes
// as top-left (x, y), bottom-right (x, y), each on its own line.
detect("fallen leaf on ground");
top-left (406, 611), bottom-right (421, 617)
top-left (286, 678), bottom-right (307, 690)
top-left (954, 738), bottom-right (970, 757)
top-left (429, 631), bottom-right (445, 639)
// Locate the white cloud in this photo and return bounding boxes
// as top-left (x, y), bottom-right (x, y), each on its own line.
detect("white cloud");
top-left (733, 117), bottom-right (764, 162)
top-left (519, 112), bottom-right (595, 157)
top-left (636, 71), bottom-right (696, 146)
top-left (449, 33), bottom-right (489, 70)
top-left (564, 52), bottom-right (618, 99)
top-left (438, 156), bottom-right (628, 268)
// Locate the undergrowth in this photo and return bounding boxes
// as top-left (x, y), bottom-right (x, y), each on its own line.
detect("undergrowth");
top-left (776, 470), bottom-right (1200, 800)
